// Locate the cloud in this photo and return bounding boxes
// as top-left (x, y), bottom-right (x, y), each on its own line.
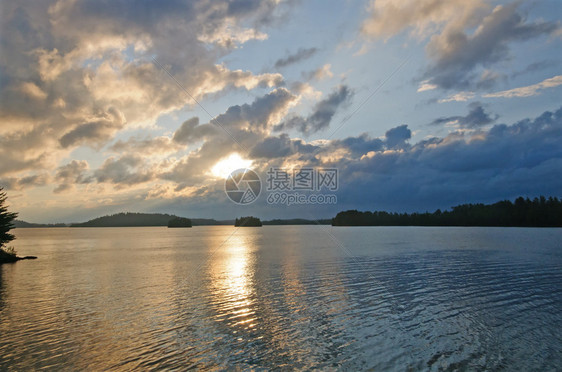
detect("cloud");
top-left (0, 173), bottom-right (49, 191)
top-left (249, 134), bottom-right (318, 159)
top-left (483, 75), bottom-right (562, 98)
top-left (417, 80), bottom-right (437, 92)
top-left (335, 105), bottom-right (562, 212)
top-left (59, 107), bottom-right (126, 148)
top-left (94, 155), bottom-right (154, 186)
top-left (101, 87), bottom-right (298, 189)
top-left (384, 125), bottom-right (411, 149)
top-left (430, 102), bottom-right (498, 128)
top-left (197, 22), bottom-right (268, 47)
top-left (274, 85), bottom-right (352, 134)
top-left (303, 64), bottom-right (333, 81)
top-left (438, 91), bottom-right (475, 103)
top-left (0, 0), bottom-right (287, 181)
top-left (54, 160), bottom-right (91, 193)
top-left (362, 0), bottom-right (486, 40)
top-left (172, 118), bottom-right (217, 145)
top-left (331, 133), bottom-right (384, 158)
top-left (162, 88), bottom-right (299, 187)
top-left (426, 3), bottom-right (558, 90)
top-left (110, 136), bottom-right (183, 155)
top-left (274, 47), bottom-right (318, 69)
top-left (362, 0), bottom-right (559, 90)
top-left (0, 125), bottom-right (56, 177)
top-left (510, 60), bottom-right (559, 79)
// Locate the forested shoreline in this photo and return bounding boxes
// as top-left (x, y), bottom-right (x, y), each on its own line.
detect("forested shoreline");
top-left (332, 197), bottom-right (562, 227)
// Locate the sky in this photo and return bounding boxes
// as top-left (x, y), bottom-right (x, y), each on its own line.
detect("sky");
top-left (0, 0), bottom-right (561, 223)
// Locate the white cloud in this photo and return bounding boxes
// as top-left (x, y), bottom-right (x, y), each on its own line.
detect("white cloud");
top-left (417, 80), bottom-right (437, 92)
top-left (198, 23), bottom-right (268, 47)
top-left (18, 82), bottom-right (48, 100)
top-left (362, 0), bottom-right (559, 90)
top-left (438, 91), bottom-right (475, 103)
top-left (362, 0), bottom-right (487, 40)
top-left (483, 75), bottom-right (562, 98)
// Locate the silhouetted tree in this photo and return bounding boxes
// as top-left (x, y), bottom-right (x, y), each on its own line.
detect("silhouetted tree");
top-left (167, 217), bottom-right (192, 228)
top-left (0, 188), bottom-right (18, 250)
top-left (332, 196), bottom-right (562, 227)
top-left (235, 216), bottom-right (262, 227)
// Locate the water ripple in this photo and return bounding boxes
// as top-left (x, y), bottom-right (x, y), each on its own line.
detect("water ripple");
top-left (1, 226), bottom-right (561, 370)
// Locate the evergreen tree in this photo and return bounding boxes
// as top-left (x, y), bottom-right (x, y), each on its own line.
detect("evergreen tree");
top-left (0, 188), bottom-right (18, 249)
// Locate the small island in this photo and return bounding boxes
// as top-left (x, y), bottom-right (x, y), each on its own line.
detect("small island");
top-left (167, 217), bottom-right (192, 228)
top-left (235, 216), bottom-right (262, 227)
top-left (64, 212), bottom-right (233, 227)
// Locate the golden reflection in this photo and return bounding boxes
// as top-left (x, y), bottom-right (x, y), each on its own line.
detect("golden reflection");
top-left (206, 228), bottom-right (257, 333)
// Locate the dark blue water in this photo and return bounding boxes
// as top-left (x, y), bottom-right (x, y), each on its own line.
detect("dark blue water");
top-left (1, 226), bottom-right (561, 370)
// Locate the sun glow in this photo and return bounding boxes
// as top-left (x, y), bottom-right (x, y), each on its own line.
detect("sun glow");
top-left (211, 153), bottom-right (253, 178)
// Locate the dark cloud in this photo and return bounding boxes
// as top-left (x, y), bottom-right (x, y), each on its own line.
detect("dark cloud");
top-left (212, 88), bottom-right (297, 130)
top-left (334, 106), bottom-right (562, 212)
top-left (274, 85), bottom-right (352, 134)
top-left (250, 134), bottom-right (318, 159)
top-left (332, 133), bottom-right (384, 157)
top-left (384, 125), bottom-right (411, 149)
top-left (59, 107), bottom-right (126, 148)
top-left (155, 106), bottom-right (562, 216)
top-left (511, 60), bottom-right (560, 79)
top-left (430, 102), bottom-right (498, 128)
top-left (0, 173), bottom-right (49, 191)
top-left (274, 47), bottom-right (318, 69)
top-left (173, 117), bottom-right (217, 145)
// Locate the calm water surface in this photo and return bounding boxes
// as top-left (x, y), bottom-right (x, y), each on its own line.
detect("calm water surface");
top-left (1, 226), bottom-right (561, 370)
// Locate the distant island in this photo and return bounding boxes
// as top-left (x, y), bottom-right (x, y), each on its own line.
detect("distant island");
top-left (71, 212), bottom-right (180, 227)
top-left (13, 220), bottom-right (68, 228)
top-left (167, 217), bottom-right (192, 228)
top-left (235, 216), bottom-right (262, 227)
top-left (332, 196), bottom-right (562, 227)
top-left (16, 196), bottom-right (561, 229)
top-left (15, 213), bottom-right (333, 227)
top-left (66, 213), bottom-right (232, 227)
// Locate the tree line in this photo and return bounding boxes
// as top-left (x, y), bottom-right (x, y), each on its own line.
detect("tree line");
top-left (332, 196), bottom-right (562, 227)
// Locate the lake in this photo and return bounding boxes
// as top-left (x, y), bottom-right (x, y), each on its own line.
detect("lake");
top-left (1, 226), bottom-right (561, 370)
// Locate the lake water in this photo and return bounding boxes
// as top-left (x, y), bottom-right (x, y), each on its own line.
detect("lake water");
top-left (1, 226), bottom-right (561, 370)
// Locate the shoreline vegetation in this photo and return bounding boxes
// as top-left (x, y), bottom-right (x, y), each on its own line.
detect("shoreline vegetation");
top-left (14, 213), bottom-right (331, 228)
top-left (1, 187), bottom-right (37, 264)
top-left (235, 216), bottom-right (262, 227)
top-left (0, 248), bottom-right (37, 263)
top-left (167, 217), bottom-right (192, 228)
top-left (333, 196), bottom-right (562, 227)
top-left (10, 196), bottom-right (562, 229)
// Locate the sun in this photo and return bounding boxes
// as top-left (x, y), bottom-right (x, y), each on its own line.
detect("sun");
top-left (211, 153), bottom-right (253, 178)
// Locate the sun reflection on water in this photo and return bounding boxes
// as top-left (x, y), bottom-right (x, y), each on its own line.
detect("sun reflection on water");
top-left (207, 230), bottom-right (258, 334)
